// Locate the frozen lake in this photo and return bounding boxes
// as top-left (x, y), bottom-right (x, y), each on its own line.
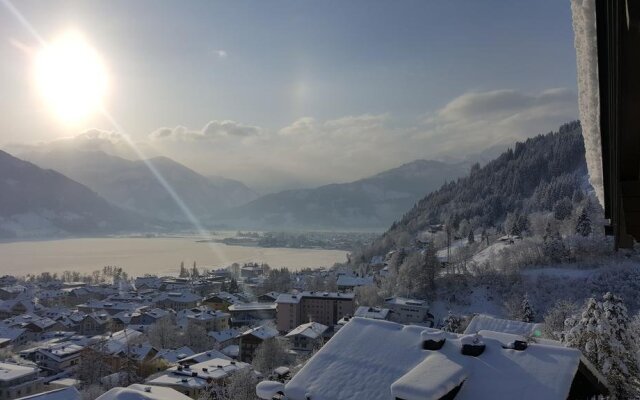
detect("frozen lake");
top-left (0, 237), bottom-right (347, 277)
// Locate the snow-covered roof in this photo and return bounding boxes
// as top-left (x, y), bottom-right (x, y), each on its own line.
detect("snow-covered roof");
top-left (177, 349), bottom-right (230, 364)
top-left (276, 318), bottom-right (590, 400)
top-left (154, 346), bottom-right (195, 364)
top-left (0, 362), bottom-right (37, 381)
top-left (384, 297), bottom-right (427, 307)
top-left (96, 384), bottom-right (192, 400)
top-left (147, 358), bottom-right (250, 388)
top-left (354, 306), bottom-right (391, 320)
top-left (336, 275), bottom-right (374, 288)
top-left (464, 314), bottom-right (544, 337)
top-left (0, 325), bottom-right (26, 340)
top-left (285, 322), bottom-right (328, 339)
top-left (275, 291), bottom-right (354, 304)
top-left (15, 387), bottom-right (80, 400)
top-left (228, 302), bottom-right (276, 311)
top-left (208, 328), bottom-right (241, 343)
top-left (256, 380), bottom-right (285, 399)
top-left (221, 344), bottom-right (239, 358)
top-left (571, 0), bottom-right (604, 206)
top-left (241, 325), bottom-right (279, 341)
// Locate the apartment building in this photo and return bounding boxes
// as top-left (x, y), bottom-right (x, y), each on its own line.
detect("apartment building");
top-left (0, 362), bottom-right (44, 400)
top-left (275, 292), bottom-right (355, 333)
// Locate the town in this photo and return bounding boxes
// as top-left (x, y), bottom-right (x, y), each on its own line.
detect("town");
top-left (0, 248), bottom-right (613, 399)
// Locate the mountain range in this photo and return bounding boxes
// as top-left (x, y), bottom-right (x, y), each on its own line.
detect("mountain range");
top-left (20, 149), bottom-right (259, 223)
top-left (0, 150), bottom-right (153, 238)
top-left (217, 159), bottom-right (470, 230)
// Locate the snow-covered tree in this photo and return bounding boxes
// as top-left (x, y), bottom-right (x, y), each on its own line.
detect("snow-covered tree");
top-left (182, 323), bottom-right (211, 352)
top-left (467, 229), bottom-right (475, 244)
top-left (563, 293), bottom-right (640, 399)
top-left (521, 294), bottom-right (535, 323)
top-left (199, 368), bottom-right (258, 400)
top-left (442, 311), bottom-right (462, 333)
top-left (147, 316), bottom-right (179, 349)
top-left (229, 278), bottom-right (240, 293)
top-left (543, 223), bottom-right (569, 262)
top-left (252, 338), bottom-right (291, 375)
top-left (542, 299), bottom-right (579, 340)
top-left (553, 197), bottom-right (573, 220)
top-left (575, 206), bottom-right (592, 237)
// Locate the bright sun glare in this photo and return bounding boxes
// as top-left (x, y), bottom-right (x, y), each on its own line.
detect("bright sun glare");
top-left (34, 30), bottom-right (108, 123)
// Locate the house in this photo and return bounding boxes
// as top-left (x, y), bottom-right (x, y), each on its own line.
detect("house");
top-left (384, 297), bottom-right (432, 325)
top-left (129, 308), bottom-right (170, 326)
top-left (336, 275), bottom-right (374, 292)
top-left (176, 307), bottom-right (229, 332)
top-left (76, 313), bottom-right (109, 335)
top-left (257, 292), bottom-right (280, 303)
top-left (0, 286), bottom-right (26, 301)
top-left (201, 293), bottom-right (244, 311)
top-left (34, 342), bottom-right (84, 374)
top-left (0, 326), bottom-right (29, 348)
top-left (256, 318), bottom-right (609, 400)
top-left (227, 303), bottom-right (276, 327)
top-left (96, 383), bottom-right (192, 400)
top-left (0, 362), bottom-right (44, 400)
top-left (176, 349), bottom-right (229, 366)
top-left (14, 387), bottom-right (80, 400)
top-left (275, 292), bottom-right (355, 333)
top-left (238, 325), bottom-right (278, 362)
top-left (285, 322), bottom-right (328, 352)
top-left (207, 328), bottom-right (241, 349)
top-left (0, 300), bottom-right (42, 319)
top-left (153, 293), bottom-right (200, 312)
top-left (134, 276), bottom-right (163, 291)
top-left (77, 300), bottom-right (142, 316)
top-left (145, 358), bottom-right (250, 398)
top-left (464, 314), bottom-right (544, 337)
top-left (153, 346), bottom-right (195, 365)
top-left (353, 306), bottom-right (391, 320)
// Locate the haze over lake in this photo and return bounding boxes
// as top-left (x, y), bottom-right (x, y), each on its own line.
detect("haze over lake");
top-left (0, 237), bottom-right (347, 277)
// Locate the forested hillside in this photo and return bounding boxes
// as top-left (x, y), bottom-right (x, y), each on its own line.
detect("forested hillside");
top-left (361, 121), bottom-right (589, 257)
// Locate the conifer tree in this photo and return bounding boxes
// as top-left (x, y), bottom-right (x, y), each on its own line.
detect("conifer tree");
top-left (521, 294), bottom-right (535, 323)
top-left (575, 206), bottom-right (592, 237)
top-left (442, 311), bottom-right (461, 333)
top-left (563, 293), bottom-right (640, 399)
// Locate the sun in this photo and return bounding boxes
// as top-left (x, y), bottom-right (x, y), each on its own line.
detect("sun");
top-left (34, 30), bottom-right (108, 124)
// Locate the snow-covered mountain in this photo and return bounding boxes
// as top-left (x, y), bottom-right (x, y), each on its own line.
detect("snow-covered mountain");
top-left (0, 150), bottom-right (150, 238)
top-left (218, 159), bottom-right (470, 230)
top-left (20, 149), bottom-right (258, 223)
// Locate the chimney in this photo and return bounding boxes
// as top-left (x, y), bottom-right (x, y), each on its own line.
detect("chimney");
top-left (461, 334), bottom-right (485, 357)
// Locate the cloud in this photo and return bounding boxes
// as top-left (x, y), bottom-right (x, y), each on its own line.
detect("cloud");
top-left (5, 88), bottom-right (577, 193)
top-left (417, 88), bottom-right (578, 155)
top-left (215, 49), bottom-right (227, 58)
top-left (149, 120), bottom-right (261, 142)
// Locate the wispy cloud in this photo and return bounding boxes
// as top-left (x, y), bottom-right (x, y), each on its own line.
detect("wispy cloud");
top-left (215, 49), bottom-right (227, 59)
top-left (8, 88), bottom-right (577, 192)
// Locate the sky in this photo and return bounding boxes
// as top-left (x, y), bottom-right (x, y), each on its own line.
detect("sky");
top-left (0, 0), bottom-right (579, 192)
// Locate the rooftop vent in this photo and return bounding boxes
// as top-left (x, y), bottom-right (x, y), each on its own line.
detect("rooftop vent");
top-left (230, 361), bottom-right (236, 365)
top-left (192, 372), bottom-right (198, 377)
top-left (181, 378), bottom-right (188, 383)
top-left (202, 368), bottom-right (208, 372)
top-left (503, 340), bottom-right (528, 351)
top-left (144, 387), bottom-right (152, 393)
top-left (460, 334), bottom-right (485, 357)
